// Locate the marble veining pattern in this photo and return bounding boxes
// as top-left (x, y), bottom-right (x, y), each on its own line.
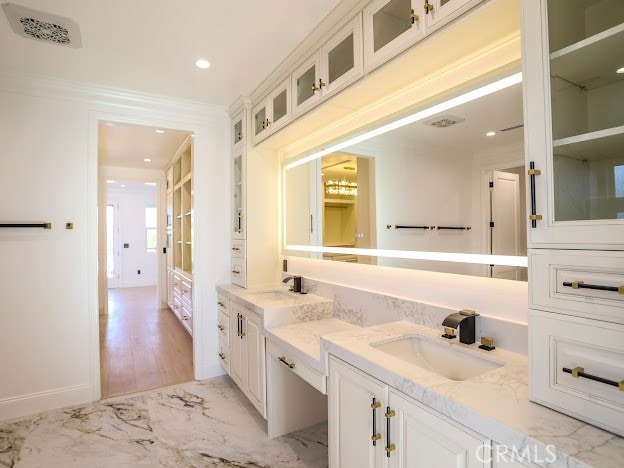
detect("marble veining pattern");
top-left (322, 321), bottom-right (622, 468)
top-left (1, 377), bottom-right (327, 468)
top-left (303, 278), bottom-right (528, 355)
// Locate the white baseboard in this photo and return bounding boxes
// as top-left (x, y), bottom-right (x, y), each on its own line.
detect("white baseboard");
top-left (0, 384), bottom-right (94, 422)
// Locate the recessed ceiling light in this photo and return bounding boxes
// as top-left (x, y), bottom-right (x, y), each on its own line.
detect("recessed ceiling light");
top-left (617, 67), bottom-right (624, 74)
top-left (195, 59), bottom-right (211, 69)
top-left (144, 158), bottom-right (152, 162)
top-left (486, 131), bottom-right (496, 137)
top-left (145, 182), bottom-right (156, 186)
top-left (120, 184), bottom-right (126, 187)
top-left (107, 180), bottom-right (115, 184)
top-left (155, 129), bottom-right (165, 134)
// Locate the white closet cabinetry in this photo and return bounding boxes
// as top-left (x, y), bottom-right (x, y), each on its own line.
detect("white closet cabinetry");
top-left (522, 0), bottom-right (624, 437)
top-left (329, 357), bottom-right (489, 468)
top-left (292, 14), bottom-right (363, 118)
top-left (522, 0), bottom-right (624, 248)
top-left (363, 0), bottom-right (426, 72)
top-left (252, 78), bottom-right (292, 145)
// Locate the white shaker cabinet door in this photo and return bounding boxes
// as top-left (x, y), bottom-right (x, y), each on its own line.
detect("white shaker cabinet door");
top-left (329, 357), bottom-right (388, 468)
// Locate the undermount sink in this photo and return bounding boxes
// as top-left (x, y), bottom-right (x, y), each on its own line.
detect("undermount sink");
top-left (371, 335), bottom-right (503, 381)
top-left (249, 291), bottom-right (294, 301)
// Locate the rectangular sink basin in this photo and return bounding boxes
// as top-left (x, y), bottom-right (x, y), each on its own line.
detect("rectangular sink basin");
top-left (371, 336), bottom-right (503, 381)
top-left (249, 291), bottom-right (294, 301)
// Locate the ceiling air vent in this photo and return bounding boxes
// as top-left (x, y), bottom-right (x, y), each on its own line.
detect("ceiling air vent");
top-left (423, 115), bottom-right (466, 128)
top-left (2, 3), bottom-right (82, 48)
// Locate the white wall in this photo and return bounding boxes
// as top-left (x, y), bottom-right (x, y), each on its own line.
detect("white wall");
top-left (0, 72), bottom-right (229, 421)
top-left (108, 185), bottom-right (158, 288)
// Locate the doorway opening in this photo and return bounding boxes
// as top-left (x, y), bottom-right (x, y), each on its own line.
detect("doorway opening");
top-left (98, 121), bottom-right (194, 399)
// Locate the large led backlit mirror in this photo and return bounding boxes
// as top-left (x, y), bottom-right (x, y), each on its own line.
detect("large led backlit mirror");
top-left (283, 72), bottom-right (528, 280)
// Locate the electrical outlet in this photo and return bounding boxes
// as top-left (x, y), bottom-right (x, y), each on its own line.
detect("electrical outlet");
top-left (137, 270), bottom-right (141, 275)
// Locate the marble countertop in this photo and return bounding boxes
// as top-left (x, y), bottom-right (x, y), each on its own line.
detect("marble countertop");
top-left (265, 318), bottom-right (359, 373)
top-left (321, 321), bottom-right (623, 468)
top-left (216, 283), bottom-right (333, 327)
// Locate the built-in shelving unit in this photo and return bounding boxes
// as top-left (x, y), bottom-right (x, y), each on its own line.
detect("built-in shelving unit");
top-left (166, 134), bottom-right (194, 337)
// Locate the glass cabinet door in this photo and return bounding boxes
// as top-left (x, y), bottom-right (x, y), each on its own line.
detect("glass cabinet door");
top-left (253, 105), bottom-right (267, 138)
top-left (522, 0), bottom-right (624, 246)
top-left (547, 0), bottom-right (624, 223)
top-left (232, 152), bottom-right (245, 239)
top-left (321, 13), bottom-right (363, 98)
top-left (233, 119), bottom-right (243, 145)
top-left (292, 53), bottom-right (322, 117)
top-left (424, 0), bottom-right (475, 30)
top-left (364, 0), bottom-right (426, 72)
top-left (268, 78), bottom-right (291, 133)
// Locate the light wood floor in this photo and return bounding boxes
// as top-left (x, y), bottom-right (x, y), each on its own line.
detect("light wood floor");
top-left (100, 286), bottom-right (194, 399)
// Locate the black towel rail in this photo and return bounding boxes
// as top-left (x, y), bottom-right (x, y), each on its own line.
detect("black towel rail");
top-left (436, 226), bottom-right (471, 230)
top-left (0, 223), bottom-right (51, 229)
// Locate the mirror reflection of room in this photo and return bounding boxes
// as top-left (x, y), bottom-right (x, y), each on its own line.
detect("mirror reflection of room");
top-left (285, 76), bottom-right (529, 280)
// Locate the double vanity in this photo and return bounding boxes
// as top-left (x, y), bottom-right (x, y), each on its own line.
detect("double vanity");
top-left (216, 282), bottom-right (621, 467)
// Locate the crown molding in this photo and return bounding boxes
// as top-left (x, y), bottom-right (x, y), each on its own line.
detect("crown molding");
top-left (228, 95), bottom-right (251, 117)
top-left (232, 0), bottom-right (369, 108)
top-left (0, 70), bottom-right (227, 119)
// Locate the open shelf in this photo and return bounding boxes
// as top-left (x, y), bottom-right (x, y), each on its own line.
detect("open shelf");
top-left (167, 135), bottom-right (194, 277)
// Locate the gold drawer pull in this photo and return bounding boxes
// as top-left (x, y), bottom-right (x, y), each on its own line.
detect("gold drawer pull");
top-left (563, 367), bottom-right (624, 391)
top-left (278, 356), bottom-right (295, 369)
top-left (218, 352), bottom-right (225, 360)
top-left (563, 281), bottom-right (623, 295)
top-left (217, 324), bottom-right (225, 331)
top-left (385, 444), bottom-right (396, 454)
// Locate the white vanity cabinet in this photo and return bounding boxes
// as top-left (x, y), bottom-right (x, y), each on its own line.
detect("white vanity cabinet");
top-left (229, 301), bottom-right (266, 417)
top-left (232, 149), bottom-right (245, 241)
top-left (329, 357), bottom-right (489, 468)
top-left (231, 109), bottom-right (245, 153)
top-left (363, 0), bottom-right (426, 72)
top-left (252, 78), bottom-right (291, 145)
top-left (522, 0), bottom-right (624, 248)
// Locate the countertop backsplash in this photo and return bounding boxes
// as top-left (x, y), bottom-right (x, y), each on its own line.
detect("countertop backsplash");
top-left (300, 277), bottom-right (529, 355)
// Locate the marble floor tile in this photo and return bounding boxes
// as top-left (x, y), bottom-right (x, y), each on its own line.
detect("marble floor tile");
top-left (3, 376), bottom-right (328, 468)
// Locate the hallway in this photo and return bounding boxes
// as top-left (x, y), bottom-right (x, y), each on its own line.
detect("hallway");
top-left (100, 286), bottom-right (194, 398)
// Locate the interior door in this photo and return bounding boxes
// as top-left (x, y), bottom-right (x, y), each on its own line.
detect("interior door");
top-left (106, 203), bottom-right (120, 289)
top-left (489, 170), bottom-right (520, 280)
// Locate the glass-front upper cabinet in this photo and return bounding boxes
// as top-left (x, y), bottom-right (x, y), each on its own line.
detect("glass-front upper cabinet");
top-left (363, 0), bottom-right (426, 72)
top-left (522, 0), bottom-right (624, 247)
top-left (320, 13), bottom-right (363, 99)
top-left (292, 53), bottom-right (322, 117)
top-left (232, 110), bottom-right (245, 151)
top-left (252, 78), bottom-right (291, 145)
top-left (424, 0), bottom-right (479, 31)
top-left (232, 151), bottom-right (245, 239)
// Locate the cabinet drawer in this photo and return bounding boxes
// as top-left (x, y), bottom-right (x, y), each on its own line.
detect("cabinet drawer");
top-left (171, 297), bottom-right (182, 319)
top-left (231, 257), bottom-right (247, 288)
top-left (267, 340), bottom-right (326, 394)
top-left (217, 292), bottom-right (229, 313)
top-left (231, 239), bottom-right (246, 259)
top-left (530, 310), bottom-right (624, 436)
top-left (181, 279), bottom-right (192, 305)
top-left (218, 309), bottom-right (229, 346)
top-left (530, 250), bottom-right (624, 324)
top-left (218, 340), bottom-right (230, 374)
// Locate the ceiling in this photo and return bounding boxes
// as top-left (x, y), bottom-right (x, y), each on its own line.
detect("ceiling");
top-left (106, 180), bottom-right (157, 193)
top-left (347, 82), bottom-right (524, 156)
top-left (98, 121), bottom-right (191, 169)
top-left (0, 0), bottom-right (342, 106)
